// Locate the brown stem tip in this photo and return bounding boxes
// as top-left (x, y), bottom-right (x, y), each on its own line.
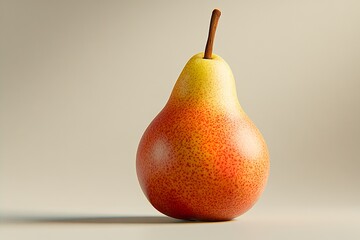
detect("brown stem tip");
top-left (204, 9), bottom-right (221, 59)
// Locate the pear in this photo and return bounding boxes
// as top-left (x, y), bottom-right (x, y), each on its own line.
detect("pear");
top-left (136, 9), bottom-right (269, 221)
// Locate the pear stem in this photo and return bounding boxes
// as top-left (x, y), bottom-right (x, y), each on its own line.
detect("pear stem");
top-left (204, 9), bottom-right (221, 59)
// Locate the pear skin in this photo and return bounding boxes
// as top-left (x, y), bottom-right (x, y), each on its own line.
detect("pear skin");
top-left (136, 53), bottom-right (270, 221)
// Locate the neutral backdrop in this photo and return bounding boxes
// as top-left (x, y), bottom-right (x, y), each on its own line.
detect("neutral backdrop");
top-left (1, 0), bottom-right (359, 239)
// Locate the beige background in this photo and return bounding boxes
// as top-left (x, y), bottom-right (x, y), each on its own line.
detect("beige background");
top-left (1, 0), bottom-right (360, 239)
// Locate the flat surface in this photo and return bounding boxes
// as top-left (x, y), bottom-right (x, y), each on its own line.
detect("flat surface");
top-left (1, 207), bottom-right (360, 240)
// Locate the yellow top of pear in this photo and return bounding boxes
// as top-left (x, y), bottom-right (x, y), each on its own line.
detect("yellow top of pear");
top-left (167, 9), bottom-right (242, 113)
top-left (168, 52), bottom-right (241, 112)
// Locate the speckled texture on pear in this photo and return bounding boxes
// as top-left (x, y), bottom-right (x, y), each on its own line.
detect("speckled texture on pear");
top-left (136, 53), bottom-right (270, 221)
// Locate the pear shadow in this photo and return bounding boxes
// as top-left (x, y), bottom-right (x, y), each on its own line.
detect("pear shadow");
top-left (0, 214), bottom-right (209, 225)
